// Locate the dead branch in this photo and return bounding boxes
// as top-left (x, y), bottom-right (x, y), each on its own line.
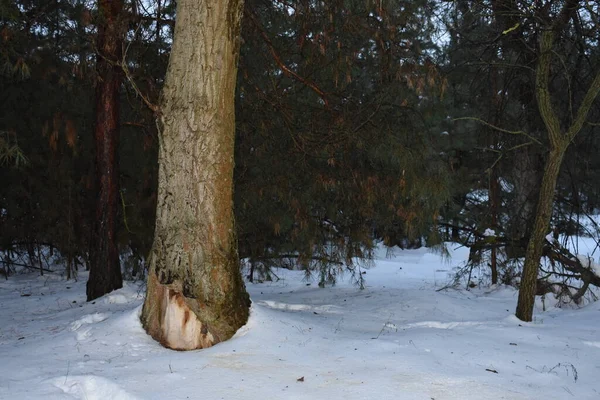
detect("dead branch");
top-left (244, 9), bottom-right (330, 108)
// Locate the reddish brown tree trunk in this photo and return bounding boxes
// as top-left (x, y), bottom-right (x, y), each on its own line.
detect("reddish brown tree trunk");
top-left (87, 0), bottom-right (124, 301)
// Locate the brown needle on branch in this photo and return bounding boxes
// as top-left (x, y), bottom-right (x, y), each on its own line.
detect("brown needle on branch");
top-left (244, 9), bottom-right (330, 108)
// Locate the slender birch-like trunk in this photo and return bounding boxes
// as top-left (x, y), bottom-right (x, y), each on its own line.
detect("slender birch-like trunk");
top-left (516, 25), bottom-right (600, 321)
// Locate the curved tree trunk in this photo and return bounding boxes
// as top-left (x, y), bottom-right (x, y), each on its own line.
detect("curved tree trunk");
top-left (515, 23), bottom-right (600, 321)
top-left (141, 0), bottom-right (250, 350)
top-left (87, 0), bottom-right (124, 301)
top-left (515, 150), bottom-right (563, 321)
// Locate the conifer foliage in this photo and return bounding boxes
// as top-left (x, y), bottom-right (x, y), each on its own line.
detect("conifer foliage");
top-left (236, 0), bottom-right (450, 284)
top-left (2, 0), bottom-right (600, 334)
top-left (440, 1), bottom-right (600, 313)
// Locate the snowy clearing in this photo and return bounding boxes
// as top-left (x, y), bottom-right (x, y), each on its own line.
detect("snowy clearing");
top-left (1, 245), bottom-right (599, 399)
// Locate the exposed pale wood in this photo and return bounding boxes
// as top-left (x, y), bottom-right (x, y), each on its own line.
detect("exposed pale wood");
top-left (141, 0), bottom-right (249, 350)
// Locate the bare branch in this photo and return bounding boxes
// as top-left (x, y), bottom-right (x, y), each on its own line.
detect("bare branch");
top-left (244, 9), bottom-right (330, 108)
top-left (536, 30), bottom-right (564, 145)
top-left (452, 117), bottom-right (542, 145)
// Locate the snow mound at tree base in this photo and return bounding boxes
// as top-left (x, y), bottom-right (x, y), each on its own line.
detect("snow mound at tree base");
top-left (51, 375), bottom-right (139, 400)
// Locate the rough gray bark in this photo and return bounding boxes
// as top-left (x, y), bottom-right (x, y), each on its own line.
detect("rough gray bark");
top-left (141, 0), bottom-right (250, 350)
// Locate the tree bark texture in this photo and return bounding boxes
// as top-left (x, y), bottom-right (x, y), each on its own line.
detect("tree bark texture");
top-left (87, 0), bottom-right (124, 302)
top-left (509, 148), bottom-right (544, 247)
top-left (141, 0), bottom-right (249, 350)
top-left (515, 150), bottom-right (563, 321)
top-left (515, 26), bottom-right (600, 321)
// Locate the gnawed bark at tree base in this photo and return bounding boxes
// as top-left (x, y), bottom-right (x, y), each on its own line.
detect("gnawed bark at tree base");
top-left (141, 224), bottom-right (250, 350)
top-left (142, 272), bottom-right (249, 350)
top-left (140, 0), bottom-right (249, 350)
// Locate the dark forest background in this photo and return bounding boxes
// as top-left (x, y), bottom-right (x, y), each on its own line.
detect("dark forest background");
top-left (2, 0), bottom-right (600, 303)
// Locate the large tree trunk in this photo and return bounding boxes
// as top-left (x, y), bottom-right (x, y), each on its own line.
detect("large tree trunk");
top-left (141, 0), bottom-right (249, 350)
top-left (87, 0), bottom-right (124, 301)
top-left (515, 150), bottom-right (563, 321)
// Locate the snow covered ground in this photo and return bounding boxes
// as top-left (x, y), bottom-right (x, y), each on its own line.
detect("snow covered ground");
top-left (1, 244), bottom-right (599, 399)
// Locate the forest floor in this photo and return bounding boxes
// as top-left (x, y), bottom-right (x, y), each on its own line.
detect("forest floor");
top-left (1, 244), bottom-right (599, 399)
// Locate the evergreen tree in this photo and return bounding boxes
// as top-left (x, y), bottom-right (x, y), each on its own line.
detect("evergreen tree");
top-left (236, 0), bottom-right (449, 284)
top-left (87, 0), bottom-right (126, 301)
